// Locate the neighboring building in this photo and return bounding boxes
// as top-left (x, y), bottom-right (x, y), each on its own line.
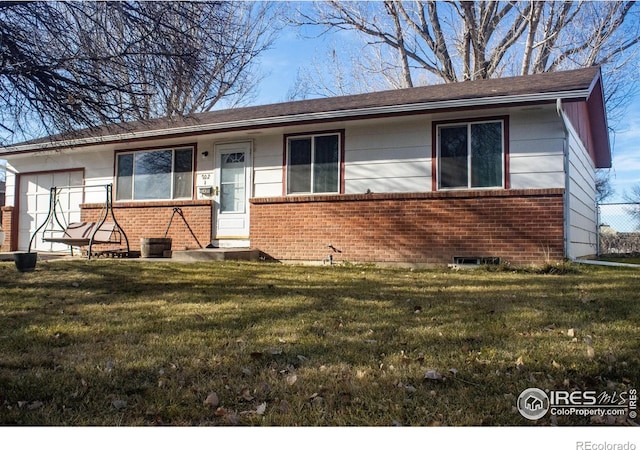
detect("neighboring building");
top-left (0, 67), bottom-right (610, 265)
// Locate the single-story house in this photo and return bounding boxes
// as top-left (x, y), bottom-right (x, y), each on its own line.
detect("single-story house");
top-left (0, 66), bottom-right (611, 266)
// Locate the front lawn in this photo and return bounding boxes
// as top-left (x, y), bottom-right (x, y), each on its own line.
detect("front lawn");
top-left (0, 259), bottom-right (638, 426)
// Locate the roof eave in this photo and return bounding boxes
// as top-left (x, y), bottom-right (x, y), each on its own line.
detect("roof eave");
top-left (1, 89), bottom-right (592, 155)
top-left (586, 70), bottom-right (612, 168)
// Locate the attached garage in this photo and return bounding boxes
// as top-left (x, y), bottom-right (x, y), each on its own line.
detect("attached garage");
top-left (17, 170), bottom-right (84, 252)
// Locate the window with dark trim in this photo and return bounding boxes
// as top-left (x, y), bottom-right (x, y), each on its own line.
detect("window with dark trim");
top-left (286, 132), bottom-right (341, 194)
top-left (436, 119), bottom-right (505, 190)
top-left (116, 147), bottom-right (194, 201)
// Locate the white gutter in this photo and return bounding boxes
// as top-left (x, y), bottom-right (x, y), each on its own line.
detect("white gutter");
top-left (1, 89), bottom-right (591, 154)
top-left (556, 98), bottom-right (572, 260)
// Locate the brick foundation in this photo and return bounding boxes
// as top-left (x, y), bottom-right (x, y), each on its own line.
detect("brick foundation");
top-left (250, 189), bottom-right (565, 266)
top-left (1, 206), bottom-right (13, 251)
top-left (81, 200), bottom-right (212, 252)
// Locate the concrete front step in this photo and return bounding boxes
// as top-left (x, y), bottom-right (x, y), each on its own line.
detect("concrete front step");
top-left (170, 248), bottom-right (260, 262)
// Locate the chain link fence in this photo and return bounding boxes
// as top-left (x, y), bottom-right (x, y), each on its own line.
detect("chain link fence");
top-left (598, 203), bottom-right (640, 256)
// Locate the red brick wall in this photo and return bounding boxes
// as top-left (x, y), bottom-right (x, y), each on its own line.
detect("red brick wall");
top-left (250, 189), bottom-right (565, 266)
top-left (81, 200), bottom-right (212, 251)
top-left (1, 206), bottom-right (13, 251)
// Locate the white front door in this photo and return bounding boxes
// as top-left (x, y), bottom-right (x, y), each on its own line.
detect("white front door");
top-left (19, 170), bottom-right (84, 252)
top-left (214, 142), bottom-right (252, 246)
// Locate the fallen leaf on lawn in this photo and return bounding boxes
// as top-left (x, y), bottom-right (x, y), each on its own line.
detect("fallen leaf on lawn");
top-left (224, 412), bottom-right (240, 426)
top-left (567, 328), bottom-right (576, 338)
top-left (27, 401), bottom-right (43, 410)
top-left (240, 388), bottom-right (254, 401)
top-left (286, 374), bottom-right (298, 386)
top-left (552, 360), bottom-right (562, 369)
top-left (587, 345), bottom-right (595, 359)
top-left (111, 399), bottom-right (127, 410)
top-left (425, 369), bottom-right (443, 380)
top-left (278, 400), bottom-right (290, 414)
top-left (544, 324), bottom-right (556, 331)
top-left (449, 368), bottom-right (459, 376)
top-left (414, 306), bottom-right (422, 314)
top-left (256, 402), bottom-right (267, 416)
top-left (515, 356), bottom-right (525, 368)
top-left (605, 351), bottom-right (616, 364)
top-left (204, 392), bottom-right (219, 408)
top-left (214, 407), bottom-right (228, 417)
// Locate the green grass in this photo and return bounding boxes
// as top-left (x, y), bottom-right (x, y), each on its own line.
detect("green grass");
top-left (0, 259), bottom-right (638, 426)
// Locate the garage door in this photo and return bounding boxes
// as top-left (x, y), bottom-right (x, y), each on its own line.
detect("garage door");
top-left (18, 171), bottom-right (84, 252)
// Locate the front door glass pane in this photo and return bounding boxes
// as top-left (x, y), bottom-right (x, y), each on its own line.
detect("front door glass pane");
top-left (220, 152), bottom-right (245, 213)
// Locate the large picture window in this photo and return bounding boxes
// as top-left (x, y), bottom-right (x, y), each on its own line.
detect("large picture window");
top-left (116, 147), bottom-right (194, 201)
top-left (286, 132), bottom-right (341, 194)
top-left (437, 119), bottom-right (505, 190)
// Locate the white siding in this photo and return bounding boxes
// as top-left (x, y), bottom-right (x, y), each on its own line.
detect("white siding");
top-left (6, 149), bottom-right (114, 206)
top-left (344, 118), bottom-right (430, 194)
top-left (253, 134), bottom-right (284, 198)
top-left (509, 108), bottom-right (565, 189)
top-left (565, 119), bottom-right (598, 258)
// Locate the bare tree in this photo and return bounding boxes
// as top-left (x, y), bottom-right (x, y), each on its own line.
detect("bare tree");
top-left (292, 1), bottom-right (640, 110)
top-left (0, 2), bottom-right (144, 139)
top-left (0, 1), bottom-right (279, 144)
top-left (73, 2), bottom-right (279, 120)
top-left (596, 169), bottom-right (615, 203)
top-left (624, 184), bottom-right (640, 226)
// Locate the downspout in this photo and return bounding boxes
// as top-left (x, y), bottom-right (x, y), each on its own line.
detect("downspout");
top-left (556, 98), bottom-right (571, 261)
